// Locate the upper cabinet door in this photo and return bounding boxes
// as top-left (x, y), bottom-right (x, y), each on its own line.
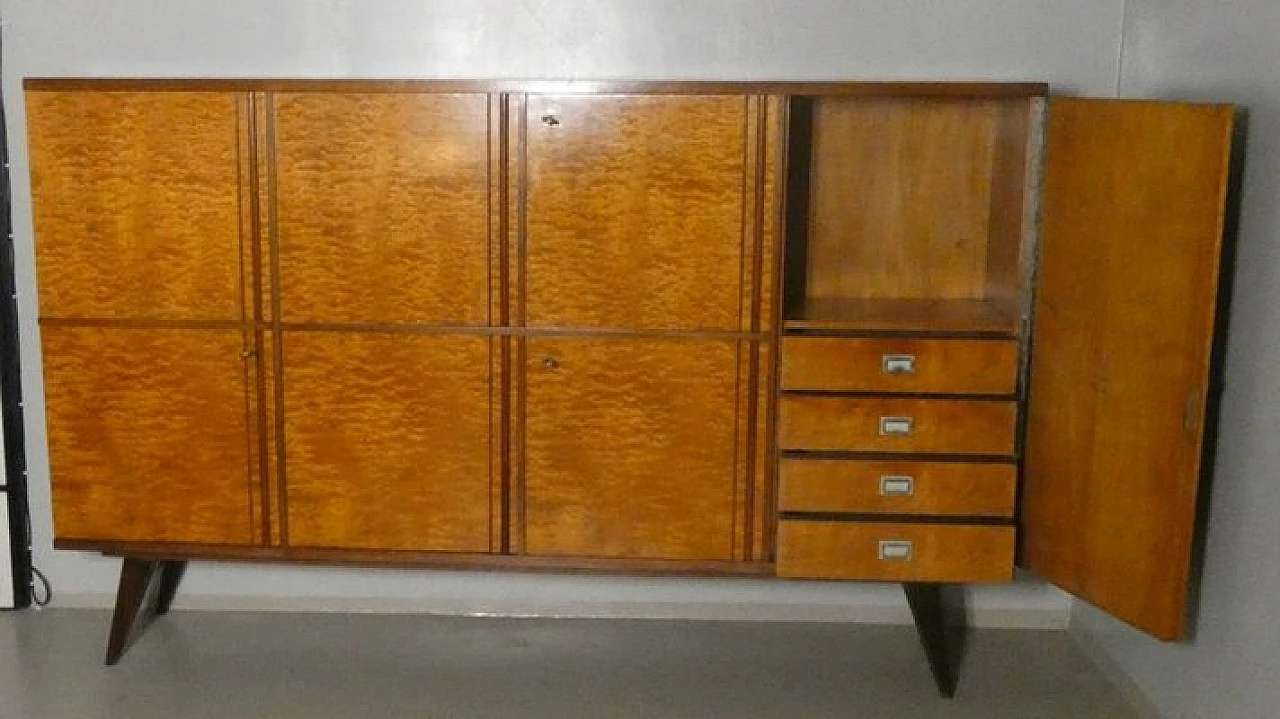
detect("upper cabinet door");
top-left (272, 92), bottom-right (492, 325)
top-left (524, 95), bottom-right (751, 331)
top-left (1023, 98), bottom-right (1233, 640)
top-left (27, 91), bottom-right (245, 321)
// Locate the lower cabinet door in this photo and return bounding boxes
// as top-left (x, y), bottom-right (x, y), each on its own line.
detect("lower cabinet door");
top-left (282, 332), bottom-right (496, 552)
top-left (43, 327), bottom-right (257, 545)
top-left (522, 337), bottom-right (747, 561)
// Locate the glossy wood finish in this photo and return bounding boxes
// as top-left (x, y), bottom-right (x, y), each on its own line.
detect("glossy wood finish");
top-left (776, 521), bottom-right (1014, 582)
top-left (271, 93), bottom-right (492, 325)
top-left (780, 337), bottom-right (1019, 394)
top-left (779, 459), bottom-right (1017, 517)
top-left (521, 337), bottom-right (746, 560)
top-left (282, 332), bottom-right (495, 552)
top-left (42, 327), bottom-right (257, 545)
top-left (523, 95), bottom-right (749, 331)
top-left (778, 397), bottom-right (1017, 455)
top-left (783, 298), bottom-right (1018, 335)
top-left (1023, 99), bottom-right (1233, 640)
top-left (798, 98), bottom-right (1030, 316)
top-left (27, 91), bottom-right (245, 321)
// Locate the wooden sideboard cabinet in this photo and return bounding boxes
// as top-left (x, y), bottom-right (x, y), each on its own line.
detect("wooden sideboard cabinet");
top-left (24, 80), bottom-right (1234, 695)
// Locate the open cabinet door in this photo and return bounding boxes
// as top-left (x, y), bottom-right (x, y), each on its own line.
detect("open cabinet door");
top-left (1022, 98), bottom-right (1233, 640)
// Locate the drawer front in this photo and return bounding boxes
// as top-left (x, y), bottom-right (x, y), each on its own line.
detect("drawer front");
top-left (776, 520), bottom-right (1015, 582)
top-left (781, 337), bottom-right (1019, 394)
top-left (779, 459), bottom-right (1016, 517)
top-left (778, 397), bottom-right (1017, 455)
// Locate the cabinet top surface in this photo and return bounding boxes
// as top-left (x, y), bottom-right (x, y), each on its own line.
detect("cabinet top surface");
top-left (23, 78), bottom-right (1049, 97)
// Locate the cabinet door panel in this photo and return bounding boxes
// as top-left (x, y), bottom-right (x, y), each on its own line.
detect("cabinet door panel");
top-left (43, 327), bottom-right (256, 545)
top-left (523, 338), bottom-right (744, 560)
top-left (283, 332), bottom-right (495, 552)
top-left (27, 91), bottom-right (245, 320)
top-left (273, 93), bottom-right (491, 325)
top-left (524, 95), bottom-right (748, 331)
top-left (1024, 99), bottom-right (1233, 640)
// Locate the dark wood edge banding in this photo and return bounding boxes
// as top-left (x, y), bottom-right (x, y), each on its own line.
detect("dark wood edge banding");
top-left (263, 92), bottom-right (289, 546)
top-left (55, 540), bottom-right (777, 576)
top-left (780, 450), bottom-right (1018, 464)
top-left (24, 78), bottom-right (1050, 97)
top-left (781, 328), bottom-right (1021, 340)
top-left (780, 390), bottom-right (1019, 401)
top-left (246, 92), bottom-right (273, 547)
top-left (779, 512), bottom-right (1017, 526)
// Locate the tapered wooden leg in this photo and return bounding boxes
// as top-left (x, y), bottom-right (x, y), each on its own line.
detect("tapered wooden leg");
top-left (904, 582), bottom-right (968, 698)
top-left (153, 561), bottom-right (188, 616)
top-left (106, 558), bottom-right (160, 666)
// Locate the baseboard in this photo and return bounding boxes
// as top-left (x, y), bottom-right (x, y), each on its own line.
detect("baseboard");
top-left (1069, 618), bottom-right (1166, 719)
top-left (52, 590), bottom-right (1068, 629)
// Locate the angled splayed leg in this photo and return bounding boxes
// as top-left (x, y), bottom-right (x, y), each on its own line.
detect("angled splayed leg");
top-left (903, 582), bottom-right (968, 698)
top-left (105, 558), bottom-right (189, 665)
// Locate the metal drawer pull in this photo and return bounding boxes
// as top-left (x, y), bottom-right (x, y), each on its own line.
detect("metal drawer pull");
top-left (881, 354), bottom-right (917, 375)
top-left (878, 540), bottom-right (914, 562)
top-left (879, 416), bottom-right (914, 436)
top-left (879, 475), bottom-right (915, 497)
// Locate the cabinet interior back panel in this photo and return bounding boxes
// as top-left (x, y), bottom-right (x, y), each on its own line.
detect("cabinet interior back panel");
top-left (804, 97), bottom-right (1027, 304)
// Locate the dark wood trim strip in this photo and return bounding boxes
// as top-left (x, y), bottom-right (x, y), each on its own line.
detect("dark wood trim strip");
top-left (264, 92), bottom-right (289, 546)
top-left (24, 78), bottom-right (1051, 98)
top-left (764, 95), bottom-right (790, 562)
top-left (56, 540), bottom-right (777, 577)
top-left (780, 450), bottom-right (1017, 464)
top-left (779, 512), bottom-right (1016, 526)
top-left (494, 91), bottom-right (512, 555)
top-left (782, 328), bottom-right (1021, 340)
top-left (780, 389), bottom-right (1019, 401)
top-left (247, 91), bottom-right (273, 547)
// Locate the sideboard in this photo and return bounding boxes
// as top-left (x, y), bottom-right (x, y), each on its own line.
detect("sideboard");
top-left (24, 79), bottom-right (1234, 696)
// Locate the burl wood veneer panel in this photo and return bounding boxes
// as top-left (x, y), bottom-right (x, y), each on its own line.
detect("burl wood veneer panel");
top-left (43, 327), bottom-right (257, 545)
top-left (27, 91), bottom-right (245, 321)
top-left (272, 92), bottom-right (492, 325)
top-left (522, 337), bottom-right (745, 560)
top-left (524, 95), bottom-right (749, 331)
top-left (282, 332), bottom-right (495, 552)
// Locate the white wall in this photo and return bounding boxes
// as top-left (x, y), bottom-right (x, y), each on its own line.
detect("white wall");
top-left (0, 0), bottom-right (1124, 622)
top-left (1070, 1), bottom-right (1280, 716)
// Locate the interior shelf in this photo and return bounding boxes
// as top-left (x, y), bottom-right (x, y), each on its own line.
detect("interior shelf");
top-left (783, 297), bottom-right (1019, 335)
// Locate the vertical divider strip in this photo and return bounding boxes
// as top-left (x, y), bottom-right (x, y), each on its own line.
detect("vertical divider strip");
top-left (245, 91), bottom-right (273, 547)
top-left (263, 92), bottom-right (288, 546)
top-left (511, 93), bottom-right (528, 554)
top-left (490, 92), bottom-right (511, 555)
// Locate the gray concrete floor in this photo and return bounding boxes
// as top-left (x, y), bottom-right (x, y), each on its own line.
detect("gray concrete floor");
top-left (0, 609), bottom-right (1136, 718)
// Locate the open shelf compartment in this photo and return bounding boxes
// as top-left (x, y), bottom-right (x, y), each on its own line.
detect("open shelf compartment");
top-left (782, 93), bottom-right (1041, 336)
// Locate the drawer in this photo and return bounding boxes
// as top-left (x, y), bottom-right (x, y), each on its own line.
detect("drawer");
top-left (781, 337), bottom-right (1019, 394)
top-left (776, 520), bottom-right (1015, 582)
top-left (778, 397), bottom-right (1017, 455)
top-left (779, 459), bottom-right (1016, 517)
